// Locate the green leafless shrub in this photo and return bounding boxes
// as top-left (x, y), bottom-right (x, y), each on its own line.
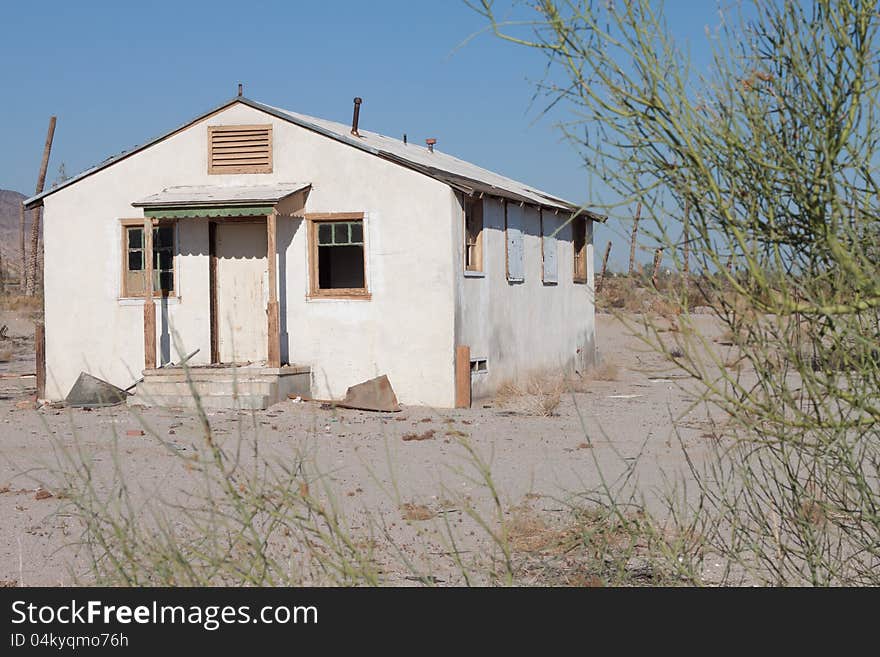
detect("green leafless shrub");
top-left (474, 0), bottom-right (880, 584)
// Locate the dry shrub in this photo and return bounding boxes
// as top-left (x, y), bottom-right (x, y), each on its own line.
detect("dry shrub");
top-left (506, 504), bottom-right (678, 585)
top-left (590, 361), bottom-right (619, 381)
top-left (493, 381), bottom-right (522, 407)
top-left (494, 375), bottom-right (564, 416)
top-left (524, 376), bottom-right (564, 416)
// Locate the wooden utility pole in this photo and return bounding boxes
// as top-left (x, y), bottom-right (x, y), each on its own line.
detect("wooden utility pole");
top-left (629, 202), bottom-right (641, 276)
top-left (597, 241), bottom-right (612, 293)
top-left (27, 116), bottom-right (56, 296)
top-left (19, 201), bottom-right (26, 291)
top-left (651, 248), bottom-right (663, 288)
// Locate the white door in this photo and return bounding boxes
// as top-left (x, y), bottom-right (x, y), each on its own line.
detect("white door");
top-left (216, 222), bottom-right (268, 364)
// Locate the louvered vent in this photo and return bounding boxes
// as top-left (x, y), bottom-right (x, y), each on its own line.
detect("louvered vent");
top-left (208, 124), bottom-right (273, 174)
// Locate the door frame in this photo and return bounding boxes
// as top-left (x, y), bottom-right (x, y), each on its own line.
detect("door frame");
top-left (208, 217), bottom-right (270, 365)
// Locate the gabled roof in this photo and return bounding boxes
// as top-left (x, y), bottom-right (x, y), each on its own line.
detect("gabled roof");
top-left (24, 97), bottom-right (603, 220)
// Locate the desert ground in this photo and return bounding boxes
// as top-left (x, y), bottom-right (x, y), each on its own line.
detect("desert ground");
top-left (0, 307), bottom-right (732, 586)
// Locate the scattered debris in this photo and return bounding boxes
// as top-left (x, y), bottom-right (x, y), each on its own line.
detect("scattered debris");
top-left (400, 503), bottom-right (435, 521)
top-left (0, 325), bottom-right (7, 340)
top-left (15, 397), bottom-right (38, 410)
top-left (291, 395), bottom-right (302, 403)
top-left (34, 488), bottom-right (54, 501)
top-left (337, 375), bottom-right (401, 412)
top-left (402, 429), bottom-right (435, 442)
top-left (0, 580), bottom-right (17, 588)
top-left (66, 372), bottom-right (128, 408)
top-left (607, 394), bottom-right (644, 399)
top-left (125, 429), bottom-right (145, 437)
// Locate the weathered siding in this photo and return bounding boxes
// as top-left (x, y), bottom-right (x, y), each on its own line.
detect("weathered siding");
top-left (453, 196), bottom-right (597, 400)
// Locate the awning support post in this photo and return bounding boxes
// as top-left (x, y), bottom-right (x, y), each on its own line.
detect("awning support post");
top-left (267, 210), bottom-right (281, 368)
top-left (143, 217), bottom-right (156, 370)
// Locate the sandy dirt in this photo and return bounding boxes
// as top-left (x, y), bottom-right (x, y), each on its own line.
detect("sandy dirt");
top-left (0, 310), bottom-right (732, 586)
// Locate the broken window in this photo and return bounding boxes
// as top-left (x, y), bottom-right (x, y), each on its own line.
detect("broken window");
top-left (464, 197), bottom-right (483, 272)
top-left (123, 223), bottom-right (175, 297)
top-left (572, 215), bottom-right (587, 283)
top-left (310, 216), bottom-right (368, 297)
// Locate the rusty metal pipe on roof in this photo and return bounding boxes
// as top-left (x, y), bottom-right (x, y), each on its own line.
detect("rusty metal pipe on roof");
top-left (351, 97), bottom-right (362, 137)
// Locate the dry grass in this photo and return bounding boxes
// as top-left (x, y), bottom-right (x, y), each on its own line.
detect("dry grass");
top-left (505, 503), bottom-right (678, 586)
top-left (588, 361), bottom-right (619, 381)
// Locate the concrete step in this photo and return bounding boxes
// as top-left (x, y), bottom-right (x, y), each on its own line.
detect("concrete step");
top-left (128, 391), bottom-right (271, 411)
top-left (137, 379), bottom-right (276, 397)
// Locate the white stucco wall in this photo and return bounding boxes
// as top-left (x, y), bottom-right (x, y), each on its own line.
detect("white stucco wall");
top-left (42, 103), bottom-right (458, 407)
top-left (453, 196), bottom-right (597, 400)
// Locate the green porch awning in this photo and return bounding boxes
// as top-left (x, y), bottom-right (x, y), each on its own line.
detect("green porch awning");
top-left (143, 205), bottom-right (274, 219)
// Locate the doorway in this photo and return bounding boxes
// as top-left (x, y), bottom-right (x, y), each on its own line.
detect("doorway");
top-left (209, 221), bottom-right (268, 364)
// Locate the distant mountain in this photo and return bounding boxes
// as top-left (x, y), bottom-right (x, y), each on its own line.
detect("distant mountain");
top-left (0, 189), bottom-right (33, 280)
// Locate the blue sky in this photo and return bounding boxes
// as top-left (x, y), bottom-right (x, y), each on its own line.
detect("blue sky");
top-left (1, 0), bottom-right (726, 268)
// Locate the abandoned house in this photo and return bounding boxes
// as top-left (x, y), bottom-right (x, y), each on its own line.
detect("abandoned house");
top-left (23, 95), bottom-right (602, 409)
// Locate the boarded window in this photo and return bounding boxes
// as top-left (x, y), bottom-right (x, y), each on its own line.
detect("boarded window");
top-left (123, 223), bottom-right (175, 297)
top-left (573, 215), bottom-right (587, 283)
top-left (309, 214), bottom-right (369, 297)
top-left (208, 124), bottom-right (273, 174)
top-left (505, 202), bottom-right (525, 282)
top-left (541, 209), bottom-right (558, 284)
top-left (464, 197), bottom-right (483, 272)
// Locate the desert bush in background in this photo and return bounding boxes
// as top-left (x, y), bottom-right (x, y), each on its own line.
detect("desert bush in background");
top-left (476, 0), bottom-right (880, 584)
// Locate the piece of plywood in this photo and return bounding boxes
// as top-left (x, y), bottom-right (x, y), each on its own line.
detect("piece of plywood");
top-left (66, 372), bottom-right (128, 408)
top-left (541, 209), bottom-right (558, 284)
top-left (35, 321), bottom-right (45, 398)
top-left (505, 203), bottom-right (525, 282)
top-left (339, 375), bottom-right (400, 412)
top-left (455, 345), bottom-right (471, 409)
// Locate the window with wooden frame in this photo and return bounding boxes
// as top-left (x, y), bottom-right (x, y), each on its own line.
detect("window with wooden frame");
top-left (121, 220), bottom-right (176, 297)
top-left (572, 215), bottom-right (588, 283)
top-left (208, 124), bottom-right (273, 174)
top-left (307, 213), bottom-right (369, 298)
top-left (464, 196), bottom-right (483, 272)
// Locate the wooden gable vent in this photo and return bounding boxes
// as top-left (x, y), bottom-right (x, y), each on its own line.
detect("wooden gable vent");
top-left (208, 124), bottom-right (273, 174)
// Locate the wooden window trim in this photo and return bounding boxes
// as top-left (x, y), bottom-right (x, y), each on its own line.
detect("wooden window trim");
top-left (208, 124), bottom-right (273, 175)
top-left (305, 212), bottom-right (371, 300)
top-left (120, 218), bottom-right (178, 298)
top-left (572, 215), bottom-right (588, 284)
top-left (463, 195), bottom-right (483, 273)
